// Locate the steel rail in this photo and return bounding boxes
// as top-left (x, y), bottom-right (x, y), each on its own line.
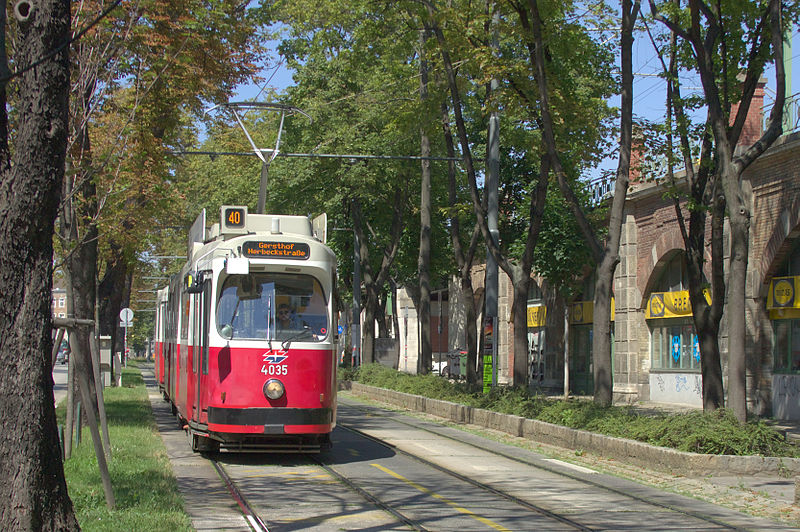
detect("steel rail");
top-left (211, 458), bottom-right (271, 532)
top-left (309, 455), bottom-right (430, 532)
top-left (341, 402), bottom-right (744, 532)
top-left (337, 423), bottom-right (594, 531)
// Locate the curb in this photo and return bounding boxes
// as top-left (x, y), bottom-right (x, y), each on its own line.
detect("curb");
top-left (349, 382), bottom-right (800, 476)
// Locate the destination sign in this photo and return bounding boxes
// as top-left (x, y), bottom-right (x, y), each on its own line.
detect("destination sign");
top-left (242, 241), bottom-right (310, 260)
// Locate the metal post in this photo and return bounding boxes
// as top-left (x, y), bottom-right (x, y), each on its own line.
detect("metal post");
top-left (564, 305), bottom-right (570, 399)
top-left (486, 9), bottom-right (501, 387)
top-left (257, 160), bottom-right (269, 214)
top-left (437, 291), bottom-right (443, 375)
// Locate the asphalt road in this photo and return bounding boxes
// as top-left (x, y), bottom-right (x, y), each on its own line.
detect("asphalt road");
top-left (52, 360), bottom-right (68, 405)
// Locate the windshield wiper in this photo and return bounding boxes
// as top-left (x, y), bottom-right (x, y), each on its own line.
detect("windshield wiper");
top-left (281, 326), bottom-right (314, 349)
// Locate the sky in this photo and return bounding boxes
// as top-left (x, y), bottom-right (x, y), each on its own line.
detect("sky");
top-left (232, 24), bottom-right (800, 185)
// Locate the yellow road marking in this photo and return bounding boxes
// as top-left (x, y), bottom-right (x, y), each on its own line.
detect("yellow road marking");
top-left (371, 463), bottom-right (511, 532)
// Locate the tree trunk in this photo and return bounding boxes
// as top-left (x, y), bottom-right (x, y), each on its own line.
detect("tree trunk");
top-left (462, 277), bottom-right (479, 384)
top-left (362, 290), bottom-right (377, 365)
top-left (440, 99), bottom-right (481, 384)
top-left (98, 249), bottom-right (131, 383)
top-left (418, 35), bottom-right (433, 374)
top-left (525, 0), bottom-right (639, 406)
top-left (593, 255), bottom-right (616, 405)
top-left (725, 196), bottom-right (750, 422)
top-left (658, 0), bottom-right (786, 422)
top-left (0, 1), bottom-right (79, 528)
top-left (350, 194), bottom-right (404, 366)
top-left (510, 269), bottom-right (531, 385)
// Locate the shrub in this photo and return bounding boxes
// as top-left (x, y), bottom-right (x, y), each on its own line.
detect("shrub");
top-left (346, 364), bottom-right (800, 458)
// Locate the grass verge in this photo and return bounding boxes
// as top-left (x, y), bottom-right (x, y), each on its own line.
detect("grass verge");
top-left (57, 361), bottom-right (192, 532)
top-left (345, 363), bottom-right (800, 458)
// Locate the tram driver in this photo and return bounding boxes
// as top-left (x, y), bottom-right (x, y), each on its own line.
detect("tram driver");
top-left (277, 303), bottom-right (301, 331)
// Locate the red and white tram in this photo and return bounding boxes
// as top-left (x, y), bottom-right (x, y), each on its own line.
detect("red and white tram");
top-left (153, 286), bottom-right (168, 394)
top-left (154, 206), bottom-right (337, 452)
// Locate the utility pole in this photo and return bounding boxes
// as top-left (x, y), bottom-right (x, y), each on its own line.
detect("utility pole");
top-left (485, 8), bottom-right (501, 388)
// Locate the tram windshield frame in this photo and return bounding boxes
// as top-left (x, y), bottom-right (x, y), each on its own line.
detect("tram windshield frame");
top-left (216, 272), bottom-right (329, 342)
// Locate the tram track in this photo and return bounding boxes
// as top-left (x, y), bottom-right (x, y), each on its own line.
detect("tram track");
top-left (334, 423), bottom-right (594, 531)
top-left (211, 457), bottom-right (271, 532)
top-left (339, 400), bottom-right (748, 531)
top-left (308, 454), bottom-right (432, 531)
top-left (208, 426), bottom-right (596, 531)
top-left (202, 400), bottom-right (767, 531)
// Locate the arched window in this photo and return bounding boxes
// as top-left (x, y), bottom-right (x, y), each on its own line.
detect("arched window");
top-left (648, 252), bottom-right (699, 372)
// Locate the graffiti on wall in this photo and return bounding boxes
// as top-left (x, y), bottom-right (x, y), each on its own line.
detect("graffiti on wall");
top-left (774, 374), bottom-right (800, 399)
top-left (772, 374), bottom-right (800, 420)
top-left (649, 372), bottom-right (703, 407)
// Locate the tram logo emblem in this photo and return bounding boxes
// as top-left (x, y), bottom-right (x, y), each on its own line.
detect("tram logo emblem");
top-left (263, 352), bottom-right (288, 364)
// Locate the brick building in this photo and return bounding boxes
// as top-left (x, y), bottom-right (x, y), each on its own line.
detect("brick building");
top-left (396, 100), bottom-right (800, 421)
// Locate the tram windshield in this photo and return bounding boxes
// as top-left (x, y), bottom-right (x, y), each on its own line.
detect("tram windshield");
top-left (216, 273), bottom-right (328, 342)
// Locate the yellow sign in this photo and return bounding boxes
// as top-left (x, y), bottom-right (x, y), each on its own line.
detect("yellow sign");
top-left (645, 289), bottom-right (711, 319)
top-left (568, 298), bottom-right (615, 324)
top-left (767, 276), bottom-right (798, 309)
top-left (527, 305), bottom-right (546, 328)
top-left (769, 308), bottom-right (800, 320)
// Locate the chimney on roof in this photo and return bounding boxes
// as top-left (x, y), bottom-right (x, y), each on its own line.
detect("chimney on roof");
top-left (730, 77), bottom-right (766, 149)
top-left (629, 124), bottom-right (645, 184)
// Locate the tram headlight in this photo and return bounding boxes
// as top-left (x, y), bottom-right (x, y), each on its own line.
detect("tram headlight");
top-left (263, 379), bottom-right (285, 400)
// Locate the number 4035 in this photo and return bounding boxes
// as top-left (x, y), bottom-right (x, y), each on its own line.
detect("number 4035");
top-left (261, 365), bottom-right (288, 376)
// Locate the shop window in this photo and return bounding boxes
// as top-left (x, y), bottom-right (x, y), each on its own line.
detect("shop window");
top-left (648, 253), bottom-right (700, 372)
top-left (771, 241), bottom-right (800, 373)
top-left (650, 318), bottom-right (700, 371)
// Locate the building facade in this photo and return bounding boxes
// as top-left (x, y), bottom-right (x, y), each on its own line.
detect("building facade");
top-left (394, 128), bottom-right (800, 421)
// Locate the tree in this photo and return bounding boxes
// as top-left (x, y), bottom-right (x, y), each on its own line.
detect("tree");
top-left (642, 17), bottom-right (727, 411)
top-left (525, 0), bottom-right (640, 405)
top-left (264, 0), bottom-right (450, 364)
top-left (651, 0), bottom-right (790, 421)
top-left (418, 28), bottom-right (434, 375)
top-left (67, 0), bottom-right (262, 372)
top-left (0, 0), bottom-right (80, 529)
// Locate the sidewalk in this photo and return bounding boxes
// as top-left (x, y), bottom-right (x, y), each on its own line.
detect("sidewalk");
top-left (141, 366), bottom-right (250, 531)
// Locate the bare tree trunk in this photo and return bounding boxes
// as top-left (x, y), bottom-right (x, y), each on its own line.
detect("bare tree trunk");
top-left (0, 1), bottom-right (79, 528)
top-left (724, 186), bottom-right (750, 421)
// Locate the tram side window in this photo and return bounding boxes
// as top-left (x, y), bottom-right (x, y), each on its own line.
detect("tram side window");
top-left (216, 273), bottom-right (328, 342)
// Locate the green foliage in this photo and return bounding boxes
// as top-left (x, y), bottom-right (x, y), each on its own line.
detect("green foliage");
top-left (58, 363), bottom-right (192, 531)
top-left (350, 364), bottom-right (800, 457)
top-left (530, 180), bottom-right (599, 296)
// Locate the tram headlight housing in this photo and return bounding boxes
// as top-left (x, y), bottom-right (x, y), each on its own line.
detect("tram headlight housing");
top-left (263, 379), bottom-right (285, 400)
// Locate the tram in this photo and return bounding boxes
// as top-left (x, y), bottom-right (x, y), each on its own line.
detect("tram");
top-left (153, 286), bottom-right (168, 394)
top-left (154, 206), bottom-right (337, 452)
